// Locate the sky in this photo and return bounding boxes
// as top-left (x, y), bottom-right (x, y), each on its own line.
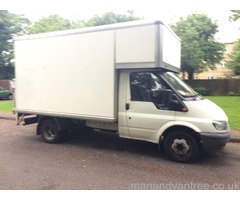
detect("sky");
top-left (1, 0), bottom-right (240, 42)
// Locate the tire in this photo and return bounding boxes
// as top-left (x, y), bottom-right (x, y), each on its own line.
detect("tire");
top-left (163, 130), bottom-right (199, 163)
top-left (8, 94), bottom-right (13, 100)
top-left (39, 119), bottom-right (64, 143)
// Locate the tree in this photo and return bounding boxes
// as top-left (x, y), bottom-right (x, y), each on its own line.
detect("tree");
top-left (27, 11), bottom-right (142, 34)
top-left (27, 14), bottom-right (73, 34)
top-left (171, 14), bottom-right (225, 80)
top-left (86, 11), bottom-right (142, 27)
top-left (227, 39), bottom-right (240, 75)
top-left (227, 11), bottom-right (240, 76)
top-left (229, 10), bottom-right (240, 22)
top-left (0, 10), bottom-right (29, 79)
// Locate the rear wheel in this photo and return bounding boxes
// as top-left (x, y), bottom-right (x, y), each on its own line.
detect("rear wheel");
top-left (39, 119), bottom-right (64, 143)
top-left (163, 130), bottom-right (199, 162)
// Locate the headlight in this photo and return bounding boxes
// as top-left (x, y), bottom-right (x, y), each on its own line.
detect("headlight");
top-left (213, 121), bottom-right (228, 131)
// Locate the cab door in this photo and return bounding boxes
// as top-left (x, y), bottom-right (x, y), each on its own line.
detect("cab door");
top-left (124, 71), bottom-right (175, 142)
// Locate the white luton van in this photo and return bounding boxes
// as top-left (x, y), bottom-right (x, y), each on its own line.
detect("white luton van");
top-left (14, 20), bottom-right (230, 162)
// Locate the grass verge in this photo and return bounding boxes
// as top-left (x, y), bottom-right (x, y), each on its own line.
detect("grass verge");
top-left (0, 100), bottom-right (13, 113)
top-left (206, 96), bottom-right (240, 130)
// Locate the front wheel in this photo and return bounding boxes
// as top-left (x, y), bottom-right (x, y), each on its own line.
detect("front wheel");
top-left (163, 130), bottom-right (199, 162)
top-left (39, 119), bottom-right (64, 143)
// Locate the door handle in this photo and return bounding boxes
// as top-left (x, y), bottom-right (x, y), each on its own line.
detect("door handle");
top-left (126, 103), bottom-right (130, 110)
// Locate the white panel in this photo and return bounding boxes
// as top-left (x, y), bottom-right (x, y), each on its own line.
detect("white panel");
top-left (116, 25), bottom-right (156, 64)
top-left (15, 30), bottom-right (115, 119)
top-left (162, 25), bottom-right (181, 69)
top-left (14, 21), bottom-right (181, 120)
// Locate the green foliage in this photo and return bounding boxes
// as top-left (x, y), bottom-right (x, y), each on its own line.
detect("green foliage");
top-left (229, 87), bottom-right (240, 96)
top-left (229, 10), bottom-right (240, 22)
top-left (86, 11), bottom-right (141, 27)
top-left (27, 11), bottom-right (141, 34)
top-left (0, 66), bottom-right (14, 80)
top-left (193, 87), bottom-right (210, 96)
top-left (171, 14), bottom-right (225, 80)
top-left (27, 15), bottom-right (73, 34)
top-left (0, 10), bottom-right (29, 79)
top-left (227, 11), bottom-right (240, 76)
top-left (227, 39), bottom-right (240, 75)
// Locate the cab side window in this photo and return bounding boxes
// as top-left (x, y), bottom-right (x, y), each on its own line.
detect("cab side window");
top-left (130, 72), bottom-right (152, 101)
top-left (130, 72), bottom-right (173, 110)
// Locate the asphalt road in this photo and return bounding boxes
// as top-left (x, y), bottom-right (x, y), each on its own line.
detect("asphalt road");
top-left (0, 119), bottom-right (240, 190)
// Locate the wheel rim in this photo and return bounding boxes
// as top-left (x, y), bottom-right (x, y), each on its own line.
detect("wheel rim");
top-left (43, 124), bottom-right (56, 140)
top-left (171, 138), bottom-right (190, 156)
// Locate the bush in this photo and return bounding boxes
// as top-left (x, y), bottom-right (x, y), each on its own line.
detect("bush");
top-left (194, 87), bottom-right (210, 96)
top-left (229, 88), bottom-right (240, 96)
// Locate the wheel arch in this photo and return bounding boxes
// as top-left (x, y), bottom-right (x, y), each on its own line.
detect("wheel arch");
top-left (36, 116), bottom-right (71, 135)
top-left (158, 124), bottom-right (202, 149)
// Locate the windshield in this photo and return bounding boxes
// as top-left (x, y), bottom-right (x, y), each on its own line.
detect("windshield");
top-left (161, 72), bottom-right (198, 98)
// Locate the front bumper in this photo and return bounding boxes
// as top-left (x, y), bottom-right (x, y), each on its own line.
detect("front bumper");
top-left (200, 132), bottom-right (231, 151)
